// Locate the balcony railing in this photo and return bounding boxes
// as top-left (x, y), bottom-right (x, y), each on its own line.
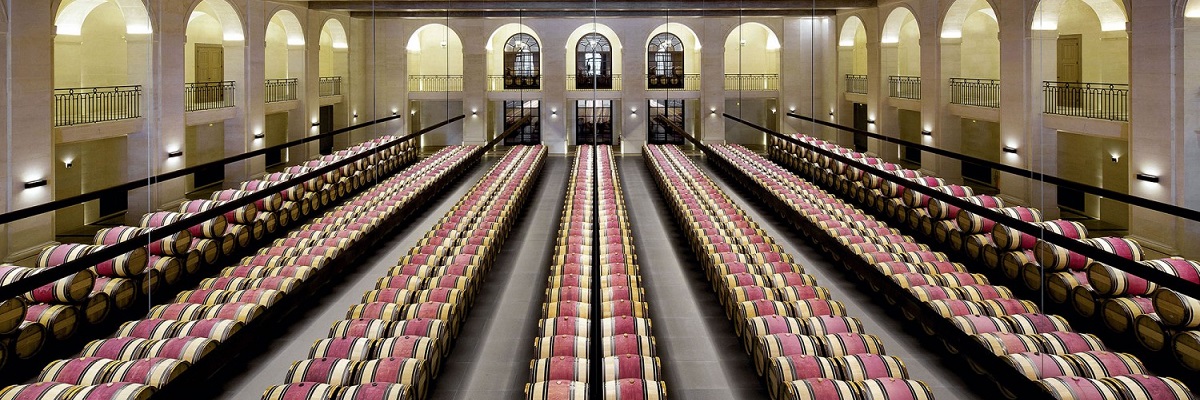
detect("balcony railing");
top-left (949, 78), bottom-right (1000, 108)
top-left (265, 78), bottom-right (298, 103)
top-left (319, 76), bottom-right (342, 97)
top-left (409, 75), bottom-right (463, 92)
top-left (1043, 81), bottom-right (1129, 122)
top-left (846, 74), bottom-right (867, 94)
top-left (889, 76), bottom-right (921, 100)
top-left (488, 74), bottom-right (542, 90)
top-left (648, 74), bottom-right (701, 90)
top-left (725, 74), bottom-right (779, 91)
top-left (568, 74), bottom-right (621, 90)
top-left (185, 81), bottom-right (236, 112)
top-left (53, 85), bottom-right (142, 127)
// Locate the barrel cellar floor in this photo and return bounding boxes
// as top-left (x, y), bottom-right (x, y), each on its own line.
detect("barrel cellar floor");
top-left (694, 156), bottom-right (992, 400)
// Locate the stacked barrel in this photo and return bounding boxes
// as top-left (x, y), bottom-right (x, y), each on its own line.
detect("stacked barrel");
top-left (262, 145), bottom-right (545, 400)
top-left (762, 134), bottom-right (1198, 398)
top-left (525, 145), bottom-right (667, 399)
top-left (0, 139), bottom-right (461, 398)
top-left (646, 144), bottom-right (933, 400)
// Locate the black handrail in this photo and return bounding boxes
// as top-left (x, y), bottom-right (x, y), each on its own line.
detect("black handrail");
top-left (731, 113), bottom-right (1200, 301)
top-left (786, 112), bottom-right (1200, 224)
top-left (0, 115), bottom-right (409, 226)
top-left (0, 115), bottom-right (465, 301)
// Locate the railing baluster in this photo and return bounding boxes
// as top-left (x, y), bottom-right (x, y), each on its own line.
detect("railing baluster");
top-left (1041, 80), bottom-right (1129, 121)
top-left (53, 85), bottom-right (143, 127)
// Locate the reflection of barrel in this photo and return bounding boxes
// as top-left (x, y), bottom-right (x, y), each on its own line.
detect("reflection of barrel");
top-left (25, 304), bottom-right (78, 341)
top-left (4, 265), bottom-right (93, 305)
top-left (141, 211), bottom-right (226, 240)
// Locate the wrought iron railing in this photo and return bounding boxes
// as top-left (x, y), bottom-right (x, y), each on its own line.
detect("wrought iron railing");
top-left (184, 81), bottom-right (236, 112)
top-left (949, 78), bottom-right (1000, 108)
top-left (647, 74), bottom-right (700, 90)
top-left (724, 74), bottom-right (779, 91)
top-left (846, 74), bottom-right (867, 94)
top-left (319, 76), bottom-right (342, 97)
top-left (265, 78), bottom-right (298, 103)
top-left (53, 85), bottom-right (142, 127)
top-left (889, 75), bottom-right (921, 100)
top-left (409, 75), bottom-right (463, 92)
top-left (568, 74), bottom-right (621, 90)
top-left (488, 74), bottom-right (542, 90)
top-left (1043, 81), bottom-right (1130, 122)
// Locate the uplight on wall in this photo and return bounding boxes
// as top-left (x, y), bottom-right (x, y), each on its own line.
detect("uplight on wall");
top-left (254, 132), bottom-right (265, 139)
top-left (867, 119), bottom-right (876, 125)
top-left (921, 130), bottom-right (932, 136)
top-left (1002, 146), bottom-right (1018, 154)
top-left (1136, 173), bottom-right (1160, 183)
top-left (167, 150), bottom-right (184, 158)
top-left (24, 179), bottom-right (47, 189)
top-left (311, 121), bottom-right (320, 127)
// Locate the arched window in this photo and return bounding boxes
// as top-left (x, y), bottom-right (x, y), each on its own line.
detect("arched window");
top-left (503, 33), bottom-right (540, 89)
top-left (648, 33), bottom-right (684, 89)
top-left (576, 33), bottom-right (612, 89)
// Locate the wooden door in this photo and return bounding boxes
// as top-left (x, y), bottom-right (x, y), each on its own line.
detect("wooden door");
top-left (1057, 35), bottom-right (1082, 107)
top-left (195, 44), bottom-right (225, 104)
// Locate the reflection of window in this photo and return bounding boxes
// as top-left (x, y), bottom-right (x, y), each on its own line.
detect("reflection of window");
top-left (513, 52), bottom-right (536, 76)
top-left (583, 53), bottom-right (603, 76)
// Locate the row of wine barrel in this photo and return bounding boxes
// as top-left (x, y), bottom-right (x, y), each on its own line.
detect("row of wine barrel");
top-left (0, 138), bottom-right (457, 400)
top-left (0, 137), bottom-right (419, 376)
top-left (645, 144), bottom-right (935, 400)
top-left (761, 135), bottom-right (1197, 399)
top-left (525, 145), bottom-right (668, 399)
top-left (263, 145), bottom-right (546, 400)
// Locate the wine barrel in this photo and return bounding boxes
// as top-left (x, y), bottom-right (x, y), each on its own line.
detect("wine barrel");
top-left (927, 300), bottom-right (985, 319)
top-left (374, 336), bottom-right (440, 378)
top-left (601, 316), bottom-right (653, 337)
top-left (783, 378), bottom-right (857, 400)
top-left (956, 207), bottom-right (1042, 235)
top-left (285, 358), bottom-right (358, 386)
top-left (205, 302), bottom-right (265, 324)
top-left (1088, 259), bottom-right (1168, 298)
top-left (974, 332), bottom-right (1042, 356)
top-left (38, 356), bottom-right (122, 385)
top-left (309, 337), bottom-right (374, 361)
top-left (0, 382), bottom-right (84, 400)
top-left (4, 321), bottom-right (46, 359)
top-left (1071, 286), bottom-right (1100, 318)
top-left (74, 382), bottom-right (156, 400)
top-left (992, 220), bottom-right (1087, 252)
top-left (81, 337), bottom-right (150, 361)
top-left (332, 383), bottom-right (412, 400)
top-left (148, 256), bottom-right (182, 286)
top-left (1101, 297), bottom-right (1154, 333)
top-left (1172, 330), bottom-right (1200, 371)
top-left (262, 383), bottom-right (336, 400)
top-left (767, 355), bottom-right (840, 400)
top-left (1064, 351), bottom-right (1146, 379)
top-left (1102, 375), bottom-right (1193, 400)
top-left (602, 379), bottom-right (667, 400)
top-left (836, 354), bottom-right (908, 381)
top-left (176, 318), bottom-right (243, 342)
top-left (141, 211), bottom-right (226, 240)
top-left (6, 265), bottom-right (93, 305)
top-left (115, 319), bottom-right (185, 340)
top-left (1154, 288), bottom-right (1200, 329)
top-left (601, 355), bottom-right (661, 382)
top-left (602, 334), bottom-right (656, 358)
top-left (754, 333), bottom-right (823, 376)
top-left (525, 380), bottom-right (587, 400)
top-left (949, 315), bottom-right (1010, 335)
top-left (1003, 314), bottom-right (1072, 335)
top-left (858, 378), bottom-right (934, 400)
top-left (980, 299), bottom-right (1040, 317)
top-left (529, 356), bottom-right (588, 383)
top-left (1002, 352), bottom-right (1078, 380)
top-left (26, 303), bottom-right (79, 341)
top-left (820, 333), bottom-right (885, 357)
top-left (534, 335), bottom-right (589, 359)
top-left (1000, 250), bottom-right (1036, 280)
top-left (354, 357), bottom-right (427, 399)
top-left (1133, 314), bottom-right (1173, 352)
top-left (82, 292), bottom-right (110, 325)
top-left (1036, 377), bottom-right (1120, 400)
top-left (0, 296), bottom-right (26, 336)
top-left (191, 238), bottom-right (220, 265)
top-left (1036, 332), bottom-right (1106, 355)
top-left (107, 357), bottom-right (190, 387)
top-left (94, 277), bottom-right (137, 310)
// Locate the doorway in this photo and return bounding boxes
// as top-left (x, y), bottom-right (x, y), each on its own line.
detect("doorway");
top-left (195, 44), bottom-right (225, 104)
top-left (1057, 35), bottom-right (1082, 108)
top-left (852, 103), bottom-right (868, 152)
top-left (576, 100), bottom-right (613, 145)
top-left (319, 105), bottom-right (334, 155)
top-left (648, 99), bottom-right (685, 144)
top-left (503, 100), bottom-right (541, 145)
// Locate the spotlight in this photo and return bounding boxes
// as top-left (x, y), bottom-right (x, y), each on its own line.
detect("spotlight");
top-left (1136, 173), bottom-right (1160, 183)
top-left (24, 179), bottom-right (47, 189)
top-left (311, 121), bottom-right (320, 127)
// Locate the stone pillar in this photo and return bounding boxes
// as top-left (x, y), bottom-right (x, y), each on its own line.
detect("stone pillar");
top-left (1127, 0), bottom-right (1180, 255)
top-left (540, 26), bottom-right (568, 153)
top-left (935, 37), bottom-right (964, 183)
top-left (287, 44), bottom-right (311, 160)
top-left (5, 0), bottom-right (56, 260)
top-left (620, 25), bottom-right (649, 153)
top-left (700, 19), bottom-right (728, 145)
top-left (123, 32), bottom-right (160, 224)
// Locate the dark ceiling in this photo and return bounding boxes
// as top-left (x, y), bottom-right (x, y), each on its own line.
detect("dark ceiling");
top-left (303, 1), bottom-right (876, 18)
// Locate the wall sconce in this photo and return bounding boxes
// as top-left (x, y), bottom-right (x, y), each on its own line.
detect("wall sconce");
top-left (353, 113), bottom-right (358, 119)
top-left (24, 179), bottom-right (47, 189)
top-left (551, 109), bottom-right (557, 116)
top-left (1136, 173), bottom-right (1160, 183)
top-left (921, 130), bottom-right (932, 136)
top-left (311, 121), bottom-right (320, 127)
top-left (770, 108), bottom-right (777, 114)
top-left (168, 150), bottom-right (184, 158)
top-left (1110, 155), bottom-right (1119, 163)
top-left (631, 108), bottom-right (637, 116)
top-left (471, 109), bottom-right (477, 116)
top-left (829, 111), bottom-right (834, 117)
top-left (710, 108), bottom-right (717, 116)
top-left (867, 119), bottom-right (876, 124)
top-left (64, 161), bottom-right (73, 169)
top-left (1002, 146), bottom-right (1018, 154)
top-left (254, 132), bottom-right (265, 139)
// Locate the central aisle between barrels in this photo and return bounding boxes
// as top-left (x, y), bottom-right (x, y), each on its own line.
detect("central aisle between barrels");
top-left (693, 156), bottom-right (989, 400)
top-left (208, 156), bottom-right (499, 399)
top-left (425, 156), bottom-right (569, 399)
top-left (619, 156), bottom-right (769, 399)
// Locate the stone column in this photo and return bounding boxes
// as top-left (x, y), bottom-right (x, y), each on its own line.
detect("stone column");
top-left (5, 0), bottom-right (56, 260)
